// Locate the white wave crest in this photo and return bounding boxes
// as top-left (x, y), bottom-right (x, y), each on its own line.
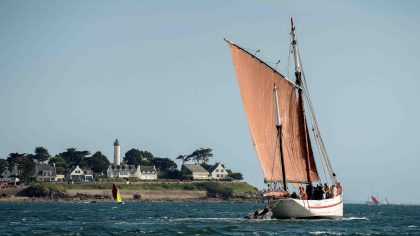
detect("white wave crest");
top-left (309, 231), bottom-right (343, 235)
top-left (342, 216), bottom-right (368, 221)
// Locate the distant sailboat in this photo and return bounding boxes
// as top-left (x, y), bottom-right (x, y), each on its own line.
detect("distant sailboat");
top-left (112, 183), bottom-right (124, 204)
top-left (366, 193), bottom-right (388, 205)
top-left (371, 196), bottom-right (379, 205)
top-left (225, 18), bottom-right (343, 219)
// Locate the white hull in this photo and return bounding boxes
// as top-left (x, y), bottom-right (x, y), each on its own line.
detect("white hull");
top-left (270, 194), bottom-right (343, 219)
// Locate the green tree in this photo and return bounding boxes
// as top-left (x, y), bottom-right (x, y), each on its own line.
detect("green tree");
top-left (151, 157), bottom-right (177, 177)
top-left (164, 169), bottom-right (181, 179)
top-left (85, 151), bottom-right (110, 174)
top-left (7, 153), bottom-right (25, 171)
top-left (7, 153), bottom-right (35, 182)
top-left (0, 158), bottom-right (7, 174)
top-left (200, 162), bottom-right (212, 171)
top-left (48, 155), bottom-right (67, 175)
top-left (60, 148), bottom-right (90, 168)
top-left (176, 155), bottom-right (192, 164)
top-left (33, 147), bottom-right (51, 163)
top-left (187, 148), bottom-right (213, 164)
top-left (123, 149), bottom-right (153, 165)
top-left (226, 169), bottom-right (244, 180)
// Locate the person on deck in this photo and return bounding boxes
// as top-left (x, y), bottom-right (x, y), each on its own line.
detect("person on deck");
top-left (337, 182), bottom-right (342, 196)
top-left (299, 186), bottom-right (307, 200)
top-left (314, 184), bottom-right (324, 200)
top-left (306, 183), bottom-right (313, 200)
top-left (331, 185), bottom-right (337, 197)
top-left (324, 184), bottom-right (331, 199)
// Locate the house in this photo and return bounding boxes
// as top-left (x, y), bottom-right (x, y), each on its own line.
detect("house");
top-left (66, 165), bottom-right (94, 182)
top-left (208, 163), bottom-right (228, 180)
top-left (107, 164), bottom-right (157, 180)
top-left (55, 175), bottom-right (65, 182)
top-left (107, 164), bottom-right (141, 178)
top-left (34, 163), bottom-right (57, 182)
top-left (83, 169), bottom-right (94, 181)
top-left (181, 164), bottom-right (209, 180)
top-left (0, 165), bottom-right (20, 186)
top-left (139, 166), bottom-right (157, 180)
top-left (1, 165), bottom-right (19, 179)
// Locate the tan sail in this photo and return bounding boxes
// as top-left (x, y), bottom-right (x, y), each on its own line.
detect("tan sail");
top-left (227, 42), bottom-right (319, 183)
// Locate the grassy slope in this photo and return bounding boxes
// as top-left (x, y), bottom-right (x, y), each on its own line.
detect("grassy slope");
top-left (32, 182), bottom-right (258, 196)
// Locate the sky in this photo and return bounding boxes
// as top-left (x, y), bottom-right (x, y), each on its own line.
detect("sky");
top-left (1, 0), bottom-right (419, 204)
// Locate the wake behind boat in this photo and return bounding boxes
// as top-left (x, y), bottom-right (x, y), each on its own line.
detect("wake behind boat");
top-left (226, 18), bottom-right (343, 219)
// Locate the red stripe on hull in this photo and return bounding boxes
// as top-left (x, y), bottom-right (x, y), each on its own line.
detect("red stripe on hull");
top-left (308, 201), bottom-right (343, 209)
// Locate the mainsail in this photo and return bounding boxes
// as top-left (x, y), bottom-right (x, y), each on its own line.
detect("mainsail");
top-left (371, 196), bottom-right (379, 205)
top-left (226, 40), bottom-right (319, 183)
top-left (112, 183), bottom-right (123, 203)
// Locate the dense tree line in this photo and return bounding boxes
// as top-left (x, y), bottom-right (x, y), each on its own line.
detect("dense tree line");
top-left (123, 148), bottom-right (180, 179)
top-left (176, 148), bottom-right (214, 164)
top-left (0, 146), bottom-right (244, 182)
top-left (0, 147), bottom-right (110, 180)
top-left (176, 148), bottom-right (243, 180)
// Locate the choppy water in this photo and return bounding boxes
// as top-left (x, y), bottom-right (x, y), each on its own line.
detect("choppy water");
top-left (0, 202), bottom-right (419, 235)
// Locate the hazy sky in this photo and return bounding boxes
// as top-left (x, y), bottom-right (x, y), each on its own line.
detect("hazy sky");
top-left (1, 1), bottom-right (419, 204)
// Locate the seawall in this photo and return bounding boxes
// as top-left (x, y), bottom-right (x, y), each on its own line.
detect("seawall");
top-left (66, 189), bottom-right (207, 200)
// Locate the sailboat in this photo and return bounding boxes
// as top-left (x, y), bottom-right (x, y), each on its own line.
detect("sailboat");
top-left (366, 193), bottom-right (388, 205)
top-left (225, 18), bottom-right (343, 219)
top-left (112, 183), bottom-right (124, 204)
top-left (370, 196), bottom-right (380, 205)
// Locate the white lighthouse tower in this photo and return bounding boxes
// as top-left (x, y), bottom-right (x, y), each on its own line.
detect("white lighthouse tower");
top-left (114, 139), bottom-right (120, 165)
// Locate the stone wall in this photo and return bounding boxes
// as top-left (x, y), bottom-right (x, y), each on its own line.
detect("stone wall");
top-left (65, 189), bottom-right (207, 200)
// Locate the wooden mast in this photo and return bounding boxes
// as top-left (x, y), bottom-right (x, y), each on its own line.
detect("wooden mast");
top-left (274, 84), bottom-right (287, 191)
top-left (291, 17), bottom-right (312, 183)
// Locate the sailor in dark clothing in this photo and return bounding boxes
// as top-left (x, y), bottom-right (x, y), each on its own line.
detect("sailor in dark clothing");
top-left (316, 184), bottom-right (325, 200)
top-left (306, 183), bottom-right (314, 200)
top-left (313, 184), bottom-right (319, 200)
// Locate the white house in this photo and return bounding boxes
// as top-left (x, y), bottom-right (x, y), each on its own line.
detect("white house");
top-left (181, 164), bottom-right (209, 180)
top-left (107, 164), bottom-right (141, 178)
top-left (106, 139), bottom-right (157, 180)
top-left (107, 164), bottom-right (157, 180)
top-left (139, 166), bottom-right (157, 180)
top-left (0, 165), bottom-right (20, 186)
top-left (66, 165), bottom-right (94, 182)
top-left (208, 163), bottom-right (228, 180)
top-left (55, 175), bottom-right (65, 182)
top-left (34, 163), bottom-right (56, 182)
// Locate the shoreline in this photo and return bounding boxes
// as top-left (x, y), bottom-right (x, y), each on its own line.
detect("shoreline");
top-left (0, 196), bottom-right (264, 203)
top-left (0, 181), bottom-right (264, 203)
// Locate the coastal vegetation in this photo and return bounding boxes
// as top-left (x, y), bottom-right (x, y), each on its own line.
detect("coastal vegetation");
top-left (26, 182), bottom-right (258, 198)
top-left (1, 146), bottom-right (254, 201)
top-left (0, 146), bottom-right (244, 182)
top-left (26, 184), bottom-right (66, 197)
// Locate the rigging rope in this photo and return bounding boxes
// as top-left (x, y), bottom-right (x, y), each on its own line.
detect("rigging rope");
top-left (296, 47), bottom-right (336, 183)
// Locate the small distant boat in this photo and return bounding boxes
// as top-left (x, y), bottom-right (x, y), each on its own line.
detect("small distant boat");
top-left (112, 183), bottom-right (124, 204)
top-left (371, 196), bottom-right (379, 205)
top-left (366, 194), bottom-right (388, 205)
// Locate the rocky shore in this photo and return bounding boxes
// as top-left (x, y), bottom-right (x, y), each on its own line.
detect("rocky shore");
top-left (0, 182), bottom-right (265, 203)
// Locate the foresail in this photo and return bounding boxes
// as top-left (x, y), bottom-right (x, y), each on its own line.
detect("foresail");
top-left (117, 191), bottom-right (123, 203)
top-left (227, 41), bottom-right (319, 183)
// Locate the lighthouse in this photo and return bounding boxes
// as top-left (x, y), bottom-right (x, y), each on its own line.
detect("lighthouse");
top-left (114, 139), bottom-right (120, 165)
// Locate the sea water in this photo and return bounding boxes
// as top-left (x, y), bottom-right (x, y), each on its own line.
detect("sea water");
top-left (0, 202), bottom-right (418, 235)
